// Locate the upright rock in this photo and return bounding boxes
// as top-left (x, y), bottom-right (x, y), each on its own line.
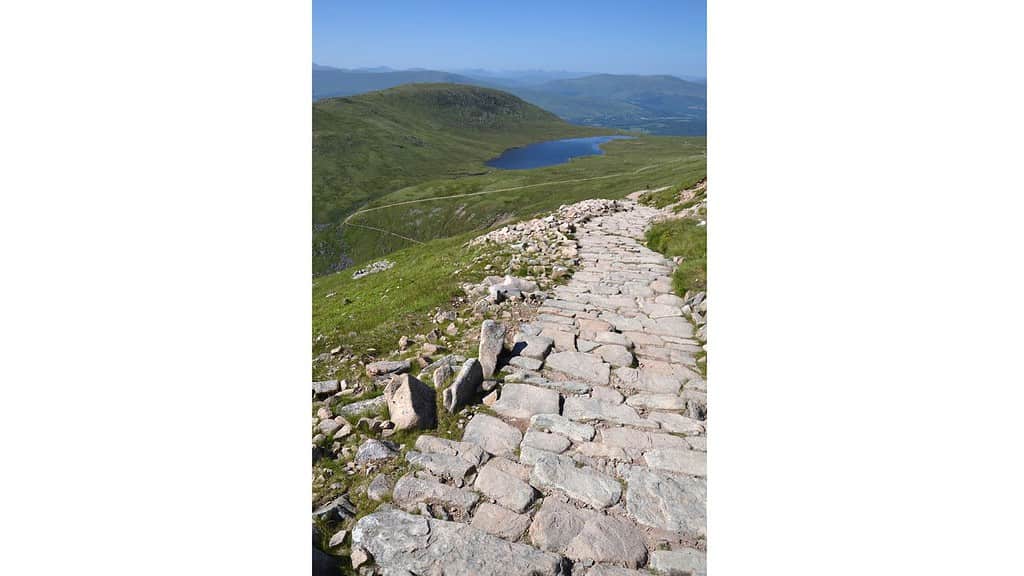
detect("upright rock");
top-left (478, 320), bottom-right (507, 378)
top-left (383, 374), bottom-right (436, 430)
top-left (444, 358), bottom-right (482, 413)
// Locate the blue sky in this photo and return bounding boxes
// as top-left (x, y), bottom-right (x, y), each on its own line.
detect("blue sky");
top-left (313, 0), bottom-right (706, 78)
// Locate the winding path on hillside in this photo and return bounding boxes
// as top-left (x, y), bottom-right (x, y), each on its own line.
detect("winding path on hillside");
top-left (338, 160), bottom-right (683, 247)
top-left (353, 200), bottom-right (707, 575)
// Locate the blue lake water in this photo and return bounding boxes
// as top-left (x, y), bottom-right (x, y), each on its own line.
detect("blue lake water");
top-left (485, 135), bottom-right (634, 170)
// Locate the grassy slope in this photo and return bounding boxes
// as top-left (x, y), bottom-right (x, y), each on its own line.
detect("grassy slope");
top-left (313, 83), bottom-right (610, 274)
top-left (645, 218), bottom-right (707, 296)
top-left (343, 136), bottom-right (706, 264)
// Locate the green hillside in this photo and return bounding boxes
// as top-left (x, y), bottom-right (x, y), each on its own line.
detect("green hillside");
top-left (313, 83), bottom-right (610, 274)
top-left (312, 69), bottom-right (480, 100)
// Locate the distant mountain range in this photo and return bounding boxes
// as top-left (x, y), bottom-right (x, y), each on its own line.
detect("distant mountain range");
top-left (312, 66), bottom-right (706, 135)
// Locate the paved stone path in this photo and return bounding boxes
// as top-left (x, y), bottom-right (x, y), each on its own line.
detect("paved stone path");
top-left (353, 200), bottom-right (707, 576)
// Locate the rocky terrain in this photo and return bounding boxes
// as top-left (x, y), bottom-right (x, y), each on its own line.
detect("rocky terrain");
top-left (312, 195), bottom-right (707, 575)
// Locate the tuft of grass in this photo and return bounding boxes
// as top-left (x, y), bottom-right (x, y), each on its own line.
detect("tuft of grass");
top-left (645, 218), bottom-right (706, 296)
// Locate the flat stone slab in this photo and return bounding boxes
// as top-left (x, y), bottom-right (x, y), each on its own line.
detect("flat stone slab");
top-left (529, 452), bottom-right (621, 509)
top-left (634, 368), bottom-right (684, 394)
top-left (491, 383), bottom-right (560, 420)
top-left (564, 513), bottom-right (648, 568)
top-left (541, 327), bottom-right (577, 352)
top-left (405, 451), bottom-right (475, 481)
top-left (625, 393), bottom-right (686, 410)
top-left (528, 497), bottom-right (591, 553)
top-left (625, 467), bottom-right (706, 537)
top-left (545, 351), bottom-right (610, 384)
top-left (563, 397), bottom-right (656, 428)
top-left (508, 355), bottom-right (543, 371)
top-left (522, 430), bottom-right (571, 454)
top-left (352, 509), bottom-right (563, 576)
top-left (647, 412), bottom-right (705, 436)
top-left (335, 394), bottom-right (386, 417)
top-left (643, 448), bottom-right (706, 478)
top-left (516, 334), bottom-right (555, 359)
top-left (530, 413), bottom-right (596, 443)
top-left (312, 379), bottom-right (340, 396)
top-left (590, 386), bottom-right (624, 404)
top-left (600, 427), bottom-right (689, 450)
top-left (462, 413), bottom-right (522, 457)
top-left (649, 548), bottom-right (707, 576)
top-left (593, 344), bottom-right (635, 368)
top-left (594, 331), bottom-right (633, 348)
top-left (365, 360), bottom-right (410, 377)
top-left (474, 459), bottom-right (536, 513)
top-left (470, 502), bottom-right (533, 541)
top-left (391, 474), bottom-right (480, 513)
top-left (414, 434), bottom-right (487, 466)
top-left (576, 441), bottom-right (630, 461)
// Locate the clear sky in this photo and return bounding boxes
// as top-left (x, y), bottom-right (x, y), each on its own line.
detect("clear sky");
top-left (313, 0), bottom-right (706, 78)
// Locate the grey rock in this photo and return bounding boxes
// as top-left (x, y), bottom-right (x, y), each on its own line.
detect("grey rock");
top-left (384, 374), bottom-right (437, 430)
top-left (587, 567), bottom-right (649, 576)
top-left (335, 394), bottom-right (386, 417)
top-left (562, 397), bottom-right (655, 428)
top-left (312, 494), bottom-right (357, 522)
top-left (365, 360), bottom-right (410, 377)
top-left (590, 386), bottom-right (624, 404)
top-left (474, 460), bottom-right (536, 513)
top-left (479, 320), bottom-right (507, 378)
top-left (594, 332), bottom-right (633, 348)
top-left (391, 474), bottom-right (479, 513)
top-left (444, 358), bottom-right (482, 413)
top-left (529, 453), bottom-right (621, 509)
top-left (625, 468), bottom-right (706, 537)
top-left (327, 528), bottom-right (347, 549)
top-left (414, 434), bottom-right (487, 466)
top-left (462, 413), bottom-right (522, 457)
top-left (366, 474), bottom-right (391, 502)
top-left (491, 383), bottom-right (560, 420)
top-left (405, 451), bottom-right (475, 481)
top-left (470, 502), bottom-right (533, 541)
top-left (600, 427), bottom-right (689, 450)
top-left (350, 546), bottom-right (370, 570)
top-left (352, 509), bottom-right (562, 575)
top-left (564, 514), bottom-right (648, 568)
top-left (522, 430), bottom-right (571, 454)
top-left (577, 339), bottom-right (600, 353)
top-left (530, 413), bottom-right (596, 443)
top-left (516, 334), bottom-right (555, 359)
top-left (593, 344), bottom-right (634, 368)
top-left (433, 362), bottom-right (453, 387)
top-left (312, 379), bottom-right (340, 396)
top-left (576, 441), bottom-right (629, 461)
top-left (625, 393), bottom-right (686, 410)
top-left (528, 497), bottom-right (591, 552)
top-left (649, 548), bottom-right (707, 576)
top-left (508, 355), bottom-right (543, 371)
top-left (355, 439), bottom-right (397, 463)
top-left (643, 448), bottom-right (706, 477)
top-left (540, 327), bottom-right (577, 352)
top-left (545, 351), bottom-right (610, 384)
top-left (647, 411), bottom-right (705, 435)
top-left (634, 368), bottom-right (684, 394)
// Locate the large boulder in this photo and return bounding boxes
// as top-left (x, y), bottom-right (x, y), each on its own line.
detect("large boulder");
top-left (443, 358), bottom-right (483, 413)
top-left (478, 320), bottom-right (507, 378)
top-left (383, 374), bottom-right (436, 430)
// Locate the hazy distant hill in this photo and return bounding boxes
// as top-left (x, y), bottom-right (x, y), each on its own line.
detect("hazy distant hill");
top-left (503, 74), bottom-right (706, 136)
top-left (312, 69), bottom-right (481, 100)
top-left (312, 68), bottom-right (706, 135)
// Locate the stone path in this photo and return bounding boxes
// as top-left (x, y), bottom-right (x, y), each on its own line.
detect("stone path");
top-left (353, 200), bottom-right (707, 576)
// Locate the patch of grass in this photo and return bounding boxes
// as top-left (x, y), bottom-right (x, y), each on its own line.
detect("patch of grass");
top-left (639, 172), bottom-right (706, 209)
top-left (312, 232), bottom-right (512, 379)
top-left (645, 218), bottom-right (707, 297)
